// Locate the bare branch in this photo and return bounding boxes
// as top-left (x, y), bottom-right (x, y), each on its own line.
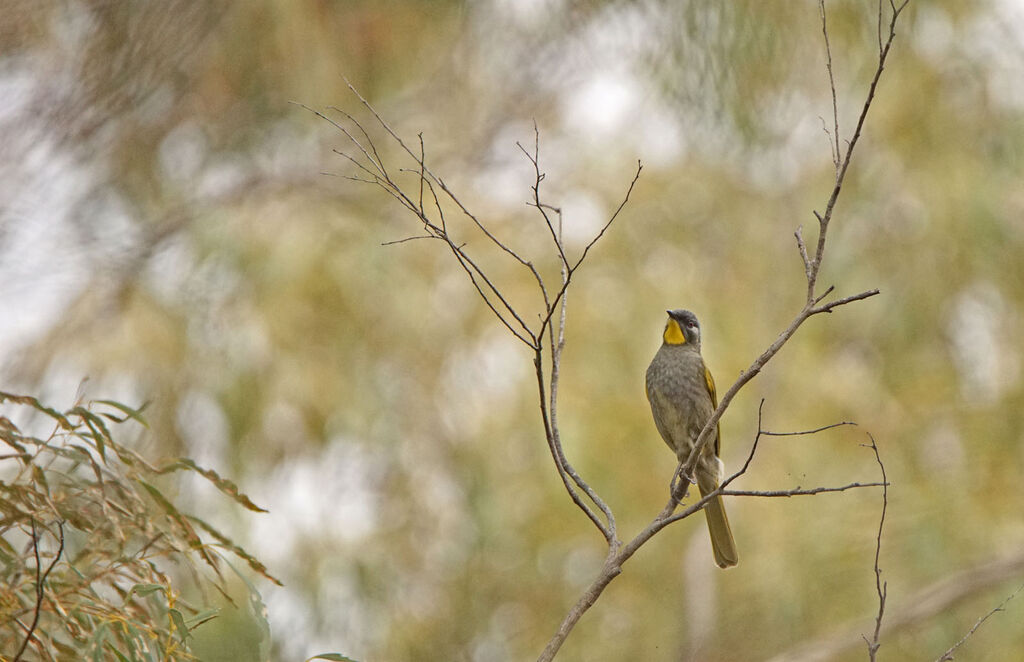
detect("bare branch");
top-left (341, 79), bottom-right (539, 274)
top-left (767, 551), bottom-right (1024, 662)
top-left (804, 0), bottom-right (909, 301)
top-left (538, 400), bottom-right (874, 661)
top-left (535, 159), bottom-right (642, 343)
top-left (13, 520), bottom-right (65, 662)
top-left (518, 122), bottom-right (569, 270)
top-left (812, 284), bottom-right (836, 305)
top-left (865, 434), bottom-right (888, 661)
top-left (811, 288), bottom-right (881, 314)
top-left (720, 483), bottom-right (885, 497)
top-left (819, 0), bottom-right (842, 172)
top-left (795, 225), bottom-right (812, 277)
top-left (380, 235), bottom-right (436, 246)
top-left (680, 0), bottom-right (906, 484)
top-left (936, 583), bottom-right (1024, 662)
top-left (533, 350), bottom-right (610, 539)
top-left (572, 161), bottom-right (642, 272)
top-left (762, 420), bottom-right (855, 436)
top-left (528, 129), bottom-right (616, 541)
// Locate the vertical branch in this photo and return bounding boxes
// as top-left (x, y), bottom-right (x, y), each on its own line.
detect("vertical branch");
top-left (525, 129), bottom-right (616, 541)
top-left (819, 0), bottom-right (842, 173)
top-left (806, 0), bottom-right (910, 298)
top-left (533, 346), bottom-right (610, 540)
top-left (13, 520), bottom-right (65, 662)
top-left (864, 434), bottom-right (888, 661)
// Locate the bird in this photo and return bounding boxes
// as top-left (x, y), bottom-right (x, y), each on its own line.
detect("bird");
top-left (645, 309), bottom-right (738, 568)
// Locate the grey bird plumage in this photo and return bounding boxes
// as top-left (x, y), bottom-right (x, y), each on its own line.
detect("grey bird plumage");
top-left (646, 309), bottom-right (738, 568)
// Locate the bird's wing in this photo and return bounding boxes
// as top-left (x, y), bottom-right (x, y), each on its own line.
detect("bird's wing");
top-left (703, 363), bottom-right (722, 457)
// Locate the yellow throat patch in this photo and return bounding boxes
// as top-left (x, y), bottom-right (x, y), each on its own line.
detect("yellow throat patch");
top-left (663, 318), bottom-right (686, 345)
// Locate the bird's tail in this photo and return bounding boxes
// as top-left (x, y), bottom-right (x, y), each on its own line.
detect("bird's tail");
top-left (698, 481), bottom-right (738, 569)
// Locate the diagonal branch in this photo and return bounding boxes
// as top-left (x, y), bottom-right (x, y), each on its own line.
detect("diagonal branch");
top-left (537, 161), bottom-right (642, 341)
top-left (805, 0), bottom-right (910, 302)
top-left (767, 551), bottom-right (1024, 662)
top-left (935, 583), bottom-right (1024, 662)
top-left (538, 399), bottom-right (882, 661)
top-left (679, 0), bottom-right (907, 487)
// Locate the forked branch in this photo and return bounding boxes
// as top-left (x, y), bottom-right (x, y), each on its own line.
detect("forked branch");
top-left (309, 3), bottom-right (908, 660)
top-left (13, 520), bottom-right (65, 662)
top-left (678, 0), bottom-right (908, 488)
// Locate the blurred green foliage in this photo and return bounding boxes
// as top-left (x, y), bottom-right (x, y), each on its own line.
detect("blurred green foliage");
top-left (0, 393), bottom-right (272, 660)
top-left (3, 0), bottom-right (1024, 660)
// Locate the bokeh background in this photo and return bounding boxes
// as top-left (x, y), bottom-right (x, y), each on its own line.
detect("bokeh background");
top-left (3, 1), bottom-right (1024, 660)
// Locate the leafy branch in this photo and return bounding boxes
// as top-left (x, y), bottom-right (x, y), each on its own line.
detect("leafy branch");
top-left (0, 392), bottom-right (275, 660)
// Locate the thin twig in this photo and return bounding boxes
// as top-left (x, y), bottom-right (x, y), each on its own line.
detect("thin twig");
top-left (381, 235), bottom-right (436, 246)
top-left (678, 0), bottom-right (906, 487)
top-left (536, 160), bottom-right (642, 340)
top-left (327, 105), bottom-right (391, 180)
top-left (819, 0), bottom-right (842, 172)
top-left (805, 0), bottom-right (909, 302)
top-left (342, 79), bottom-right (538, 272)
top-left (13, 520), bottom-right (65, 662)
top-left (812, 289), bottom-right (881, 314)
top-left (864, 433), bottom-right (888, 661)
top-left (795, 225), bottom-right (812, 278)
top-left (767, 551), bottom-right (1024, 662)
top-left (538, 400), bottom-right (875, 660)
top-left (935, 583), bottom-right (1024, 662)
top-left (761, 420), bottom-right (855, 436)
top-left (572, 161), bottom-right (642, 271)
top-left (720, 483), bottom-right (885, 497)
top-left (518, 122), bottom-right (569, 269)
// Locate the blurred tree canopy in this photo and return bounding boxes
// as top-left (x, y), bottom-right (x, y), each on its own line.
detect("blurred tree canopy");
top-left (2, 0), bottom-right (1024, 660)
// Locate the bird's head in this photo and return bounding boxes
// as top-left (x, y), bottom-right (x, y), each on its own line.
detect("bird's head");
top-left (663, 309), bottom-right (701, 347)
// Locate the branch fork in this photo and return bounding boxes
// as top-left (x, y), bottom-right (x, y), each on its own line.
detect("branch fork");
top-left (311, 3), bottom-right (908, 658)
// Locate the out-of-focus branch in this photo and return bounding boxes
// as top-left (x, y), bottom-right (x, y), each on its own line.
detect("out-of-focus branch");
top-left (767, 551), bottom-right (1024, 662)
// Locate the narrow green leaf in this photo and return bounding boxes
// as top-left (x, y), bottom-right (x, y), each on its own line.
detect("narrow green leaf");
top-left (138, 480), bottom-right (221, 573)
top-left (106, 644), bottom-right (131, 662)
top-left (78, 414), bottom-right (108, 462)
top-left (0, 391), bottom-right (72, 428)
top-left (32, 463), bottom-right (49, 492)
top-left (169, 608), bottom-right (191, 643)
top-left (126, 583), bottom-right (166, 599)
top-left (93, 399), bottom-right (150, 427)
top-left (185, 608), bottom-right (220, 629)
top-left (68, 406), bottom-right (115, 461)
top-left (306, 655), bottom-right (361, 662)
top-left (189, 515), bottom-right (283, 586)
top-left (157, 458), bottom-right (268, 512)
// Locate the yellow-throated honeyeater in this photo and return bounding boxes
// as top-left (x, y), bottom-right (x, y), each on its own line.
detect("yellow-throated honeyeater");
top-left (645, 309), bottom-right (738, 568)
